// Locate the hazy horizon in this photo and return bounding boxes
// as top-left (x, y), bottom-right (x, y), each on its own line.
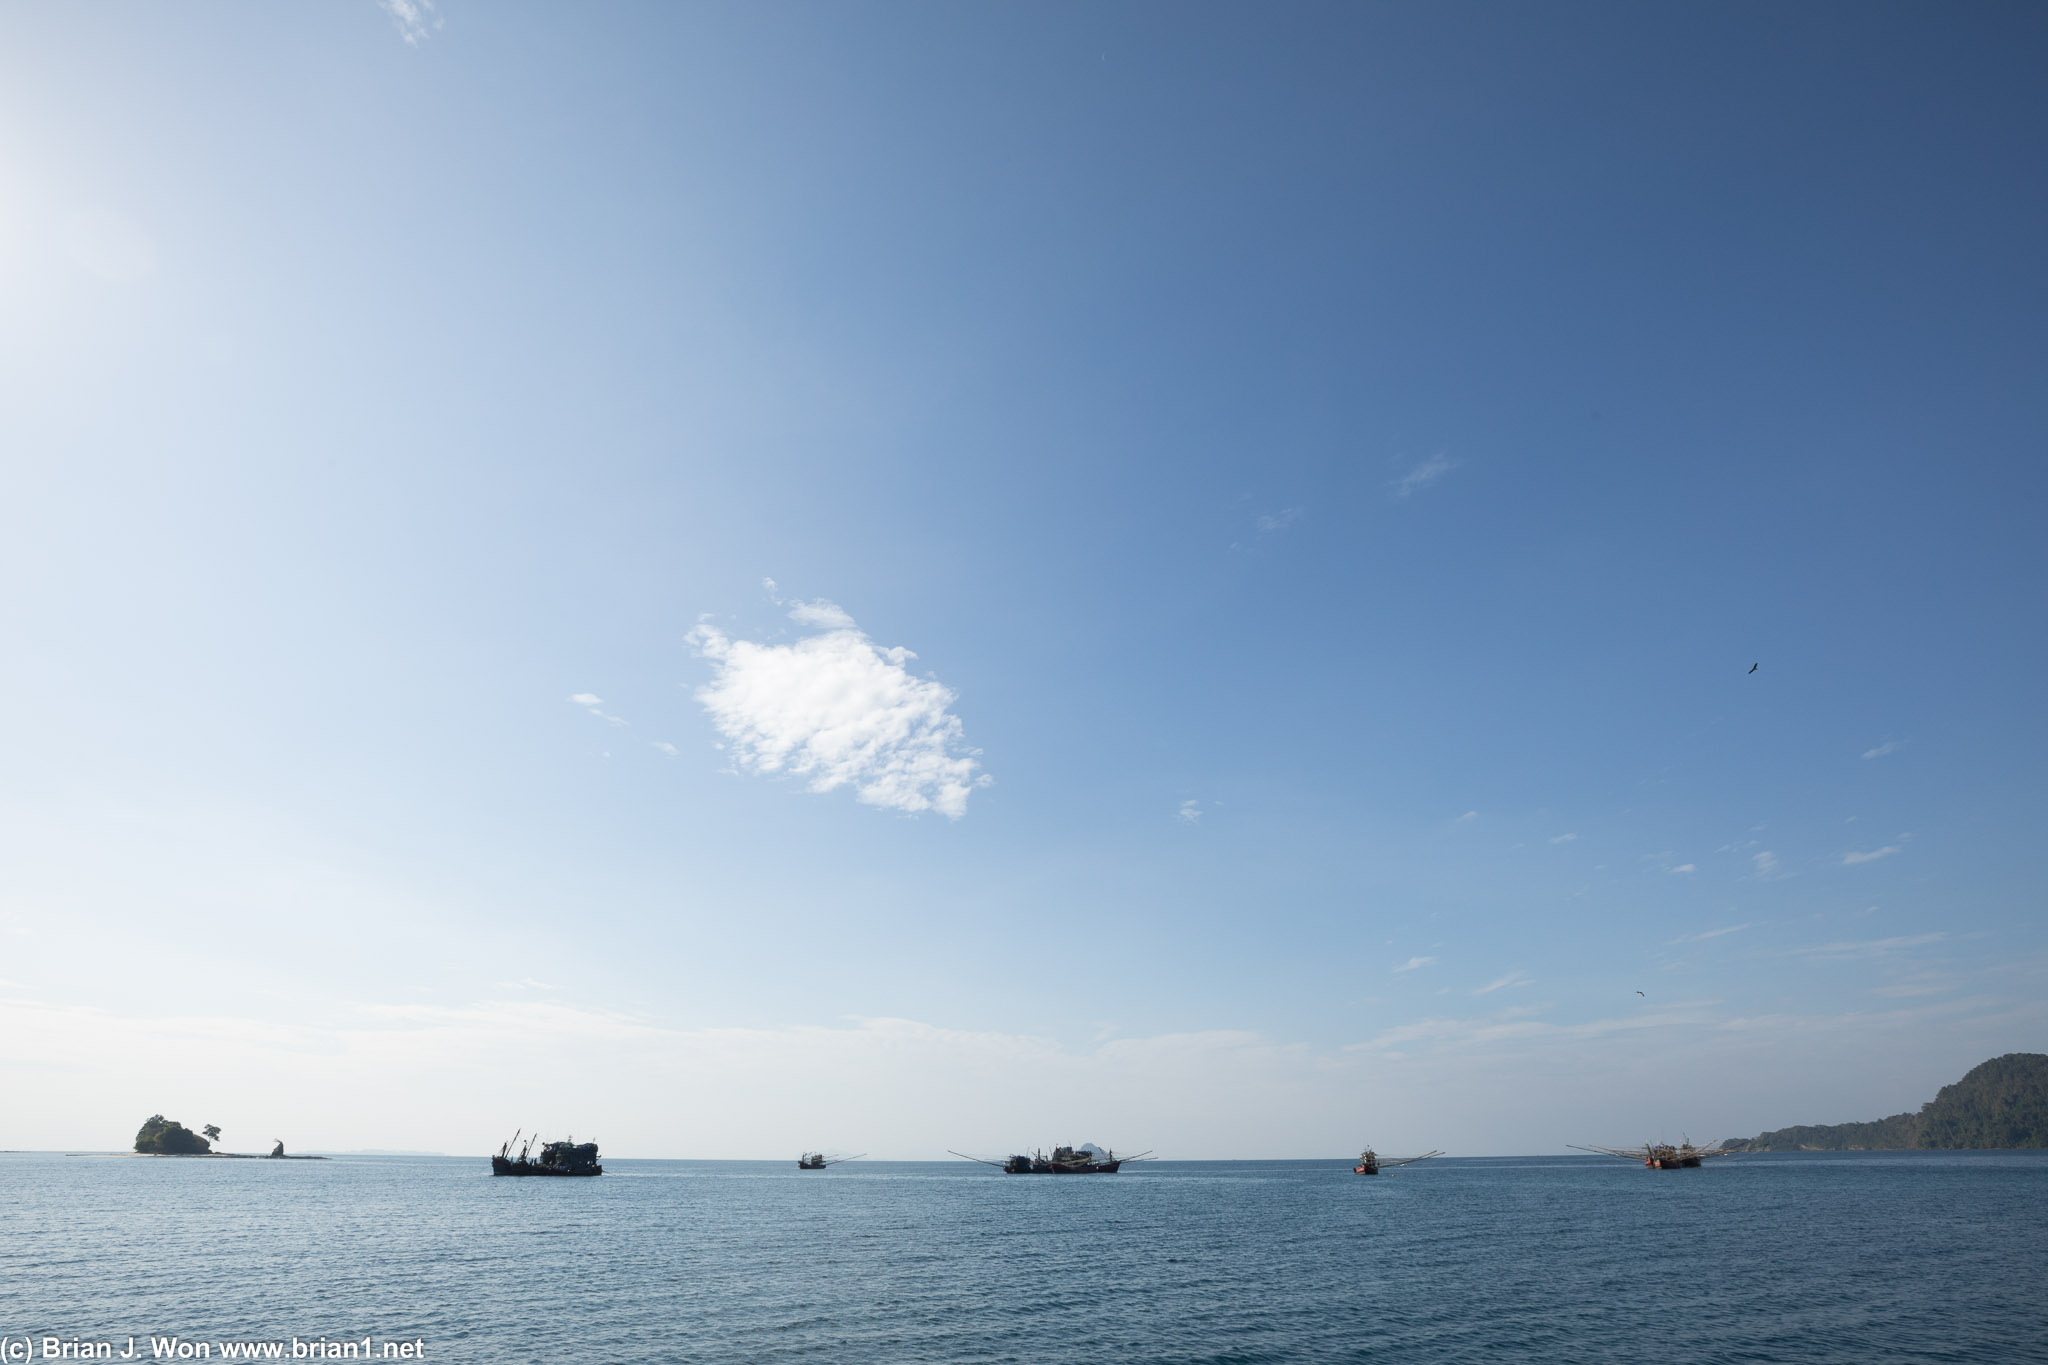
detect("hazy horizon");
top-left (3, 2), bottom-right (2044, 1161)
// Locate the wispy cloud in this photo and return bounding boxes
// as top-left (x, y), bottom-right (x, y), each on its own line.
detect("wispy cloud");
top-left (1872, 981), bottom-right (1950, 998)
top-left (1349, 999), bottom-right (1713, 1056)
top-left (651, 741), bottom-right (679, 757)
top-left (1393, 452), bottom-right (1457, 498)
top-left (1862, 740), bottom-right (1903, 760)
top-left (379, 0), bottom-right (442, 45)
top-left (1176, 800), bottom-right (1203, 824)
top-left (0, 994), bottom-right (1475, 1157)
top-left (688, 599), bottom-right (990, 818)
top-left (1752, 850), bottom-right (1780, 878)
top-left (1393, 956), bottom-right (1437, 974)
top-left (1671, 863), bottom-right (1696, 874)
top-left (1255, 507), bottom-right (1303, 533)
top-left (1549, 832), bottom-right (1577, 845)
top-left (1473, 970), bottom-right (1531, 995)
top-left (1792, 933), bottom-right (1945, 960)
top-left (1670, 922), bottom-right (1757, 945)
top-left (568, 693), bottom-right (627, 726)
top-left (1841, 845), bottom-right (1902, 866)
top-left (1457, 810), bottom-right (1478, 823)
top-left (9, 980), bottom-right (2034, 1156)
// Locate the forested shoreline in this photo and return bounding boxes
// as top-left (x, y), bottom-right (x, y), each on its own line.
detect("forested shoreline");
top-left (1726, 1053), bottom-right (2048, 1150)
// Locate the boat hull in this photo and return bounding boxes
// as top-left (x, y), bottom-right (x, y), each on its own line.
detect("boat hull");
top-left (1003, 1161), bottom-right (1123, 1174)
top-left (1008, 1164), bottom-right (1121, 1174)
top-left (491, 1156), bottom-right (602, 1177)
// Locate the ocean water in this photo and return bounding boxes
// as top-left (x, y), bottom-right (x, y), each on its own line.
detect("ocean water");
top-left (4, 1150), bottom-right (2045, 1363)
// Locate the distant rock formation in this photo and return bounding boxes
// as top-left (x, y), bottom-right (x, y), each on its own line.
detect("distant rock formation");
top-left (1726, 1053), bottom-right (2048, 1151)
top-left (134, 1115), bottom-right (212, 1154)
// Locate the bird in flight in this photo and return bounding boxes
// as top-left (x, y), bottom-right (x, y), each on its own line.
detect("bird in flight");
top-left (1747, 663), bottom-right (1758, 674)
top-left (1634, 990), bottom-right (1645, 996)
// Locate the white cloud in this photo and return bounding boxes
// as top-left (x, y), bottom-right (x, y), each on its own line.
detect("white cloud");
top-left (1473, 970), bottom-right (1531, 995)
top-left (1457, 810), bottom-right (1478, 822)
top-left (1549, 832), bottom-right (1577, 844)
top-left (1752, 850), bottom-right (1780, 877)
top-left (1393, 452), bottom-right (1457, 498)
top-left (1393, 956), bottom-right (1437, 974)
top-left (1256, 508), bottom-right (1303, 533)
top-left (1671, 863), bottom-right (1696, 874)
top-left (1177, 800), bottom-right (1202, 823)
top-left (567, 693), bottom-right (626, 726)
top-left (1841, 845), bottom-right (1901, 866)
top-left (379, 0), bottom-right (441, 45)
top-left (687, 600), bottom-right (989, 818)
top-left (786, 598), bottom-right (857, 629)
top-left (1862, 740), bottom-right (1902, 759)
top-left (651, 741), bottom-right (679, 757)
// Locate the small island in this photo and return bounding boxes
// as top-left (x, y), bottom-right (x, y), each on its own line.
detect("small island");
top-left (134, 1115), bottom-right (215, 1154)
top-left (1724, 1053), bottom-right (2048, 1151)
top-left (125, 1115), bottom-right (325, 1159)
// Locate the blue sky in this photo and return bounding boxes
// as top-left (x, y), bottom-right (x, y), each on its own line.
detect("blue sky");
top-left (2, 2), bottom-right (2044, 1157)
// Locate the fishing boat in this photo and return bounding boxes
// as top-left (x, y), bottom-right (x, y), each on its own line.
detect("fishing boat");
top-left (797, 1151), bottom-right (864, 1169)
top-left (950, 1143), bottom-right (1153, 1174)
top-left (1569, 1137), bottom-right (1729, 1169)
top-left (1352, 1147), bottom-right (1441, 1175)
top-left (491, 1130), bottom-right (603, 1177)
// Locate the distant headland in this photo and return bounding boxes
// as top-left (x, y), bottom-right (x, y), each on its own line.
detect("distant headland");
top-left (1724, 1053), bottom-right (2048, 1151)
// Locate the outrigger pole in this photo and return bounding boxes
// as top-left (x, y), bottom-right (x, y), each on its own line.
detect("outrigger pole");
top-left (947, 1151), bottom-right (1008, 1167)
top-left (1375, 1150), bottom-right (1443, 1167)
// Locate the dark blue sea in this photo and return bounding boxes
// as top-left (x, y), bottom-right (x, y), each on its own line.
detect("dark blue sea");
top-left (5, 1151), bottom-right (2046, 1363)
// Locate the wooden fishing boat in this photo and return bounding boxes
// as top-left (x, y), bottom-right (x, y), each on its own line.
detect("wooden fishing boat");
top-left (1570, 1137), bottom-right (1729, 1169)
top-left (950, 1144), bottom-right (1153, 1174)
top-left (797, 1151), bottom-right (864, 1169)
top-left (1353, 1147), bottom-right (1441, 1175)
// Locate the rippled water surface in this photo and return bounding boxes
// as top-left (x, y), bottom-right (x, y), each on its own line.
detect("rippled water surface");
top-left (5, 1151), bottom-right (2046, 1363)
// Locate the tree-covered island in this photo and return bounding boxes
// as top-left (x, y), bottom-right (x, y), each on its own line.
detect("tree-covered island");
top-left (133, 1115), bottom-right (215, 1154)
top-left (124, 1116), bottom-right (323, 1158)
top-left (1725, 1053), bottom-right (2048, 1151)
